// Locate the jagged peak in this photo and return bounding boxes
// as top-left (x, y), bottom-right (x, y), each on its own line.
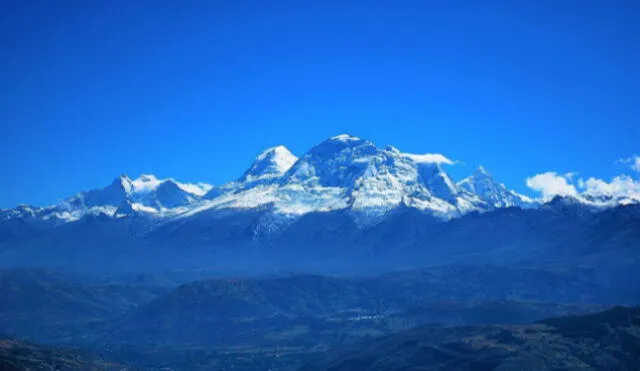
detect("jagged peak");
top-left (256, 145), bottom-right (296, 162)
top-left (101, 174), bottom-right (133, 193)
top-left (240, 145), bottom-right (298, 183)
top-left (111, 174), bottom-right (133, 193)
top-left (128, 174), bottom-right (212, 197)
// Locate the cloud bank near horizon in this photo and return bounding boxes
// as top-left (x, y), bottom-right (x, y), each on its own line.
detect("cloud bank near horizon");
top-left (526, 155), bottom-right (640, 201)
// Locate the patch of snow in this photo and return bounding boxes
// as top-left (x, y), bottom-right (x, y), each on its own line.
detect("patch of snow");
top-left (86, 206), bottom-right (118, 217)
top-left (131, 174), bottom-right (162, 193)
top-left (129, 174), bottom-right (212, 197)
top-left (240, 146), bottom-right (298, 183)
top-left (131, 203), bottom-right (158, 213)
top-left (175, 182), bottom-right (213, 196)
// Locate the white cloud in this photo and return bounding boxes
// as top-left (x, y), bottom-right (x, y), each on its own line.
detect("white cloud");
top-left (581, 175), bottom-right (640, 199)
top-left (526, 172), bottom-right (578, 199)
top-left (527, 158), bottom-right (640, 204)
top-left (404, 153), bottom-right (455, 165)
top-left (618, 155), bottom-right (640, 172)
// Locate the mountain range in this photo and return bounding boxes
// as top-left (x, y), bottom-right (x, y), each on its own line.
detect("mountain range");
top-left (6, 134), bottom-right (632, 227)
top-left (1, 134), bottom-right (639, 275)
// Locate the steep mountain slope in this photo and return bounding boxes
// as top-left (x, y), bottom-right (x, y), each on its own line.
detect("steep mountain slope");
top-left (259, 200), bottom-right (640, 275)
top-left (2, 197), bottom-right (639, 275)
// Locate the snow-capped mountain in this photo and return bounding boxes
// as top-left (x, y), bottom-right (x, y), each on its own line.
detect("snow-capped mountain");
top-left (187, 134), bottom-right (486, 223)
top-left (3, 134), bottom-right (640, 276)
top-left (85, 174), bottom-right (210, 215)
top-left (3, 174), bottom-right (214, 222)
top-left (3, 134), bottom-right (633, 230)
top-left (457, 166), bottom-right (538, 209)
top-left (534, 182), bottom-right (640, 212)
top-left (204, 146), bottom-right (298, 199)
top-left (239, 146), bottom-right (298, 184)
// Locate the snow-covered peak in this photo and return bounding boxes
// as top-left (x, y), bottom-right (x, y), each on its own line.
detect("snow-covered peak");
top-left (284, 135), bottom-right (378, 188)
top-left (8, 174), bottom-right (215, 222)
top-left (115, 174), bottom-right (133, 193)
top-left (458, 166), bottom-right (537, 209)
top-left (256, 146), bottom-right (296, 163)
top-left (126, 174), bottom-right (212, 197)
top-left (124, 175), bottom-right (212, 211)
top-left (239, 146), bottom-right (298, 183)
top-left (311, 135), bottom-right (372, 154)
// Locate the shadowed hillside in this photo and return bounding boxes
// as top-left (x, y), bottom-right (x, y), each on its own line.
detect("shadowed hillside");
top-left (0, 337), bottom-right (129, 371)
top-left (299, 306), bottom-right (640, 371)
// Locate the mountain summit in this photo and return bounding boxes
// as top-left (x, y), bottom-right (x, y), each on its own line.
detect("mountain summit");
top-left (239, 146), bottom-right (298, 183)
top-left (458, 166), bottom-right (537, 209)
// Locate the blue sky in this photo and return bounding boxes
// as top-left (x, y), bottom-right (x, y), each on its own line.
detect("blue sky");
top-left (1, 0), bottom-right (638, 208)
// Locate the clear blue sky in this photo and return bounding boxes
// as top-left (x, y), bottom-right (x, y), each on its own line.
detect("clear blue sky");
top-left (1, 0), bottom-right (638, 208)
